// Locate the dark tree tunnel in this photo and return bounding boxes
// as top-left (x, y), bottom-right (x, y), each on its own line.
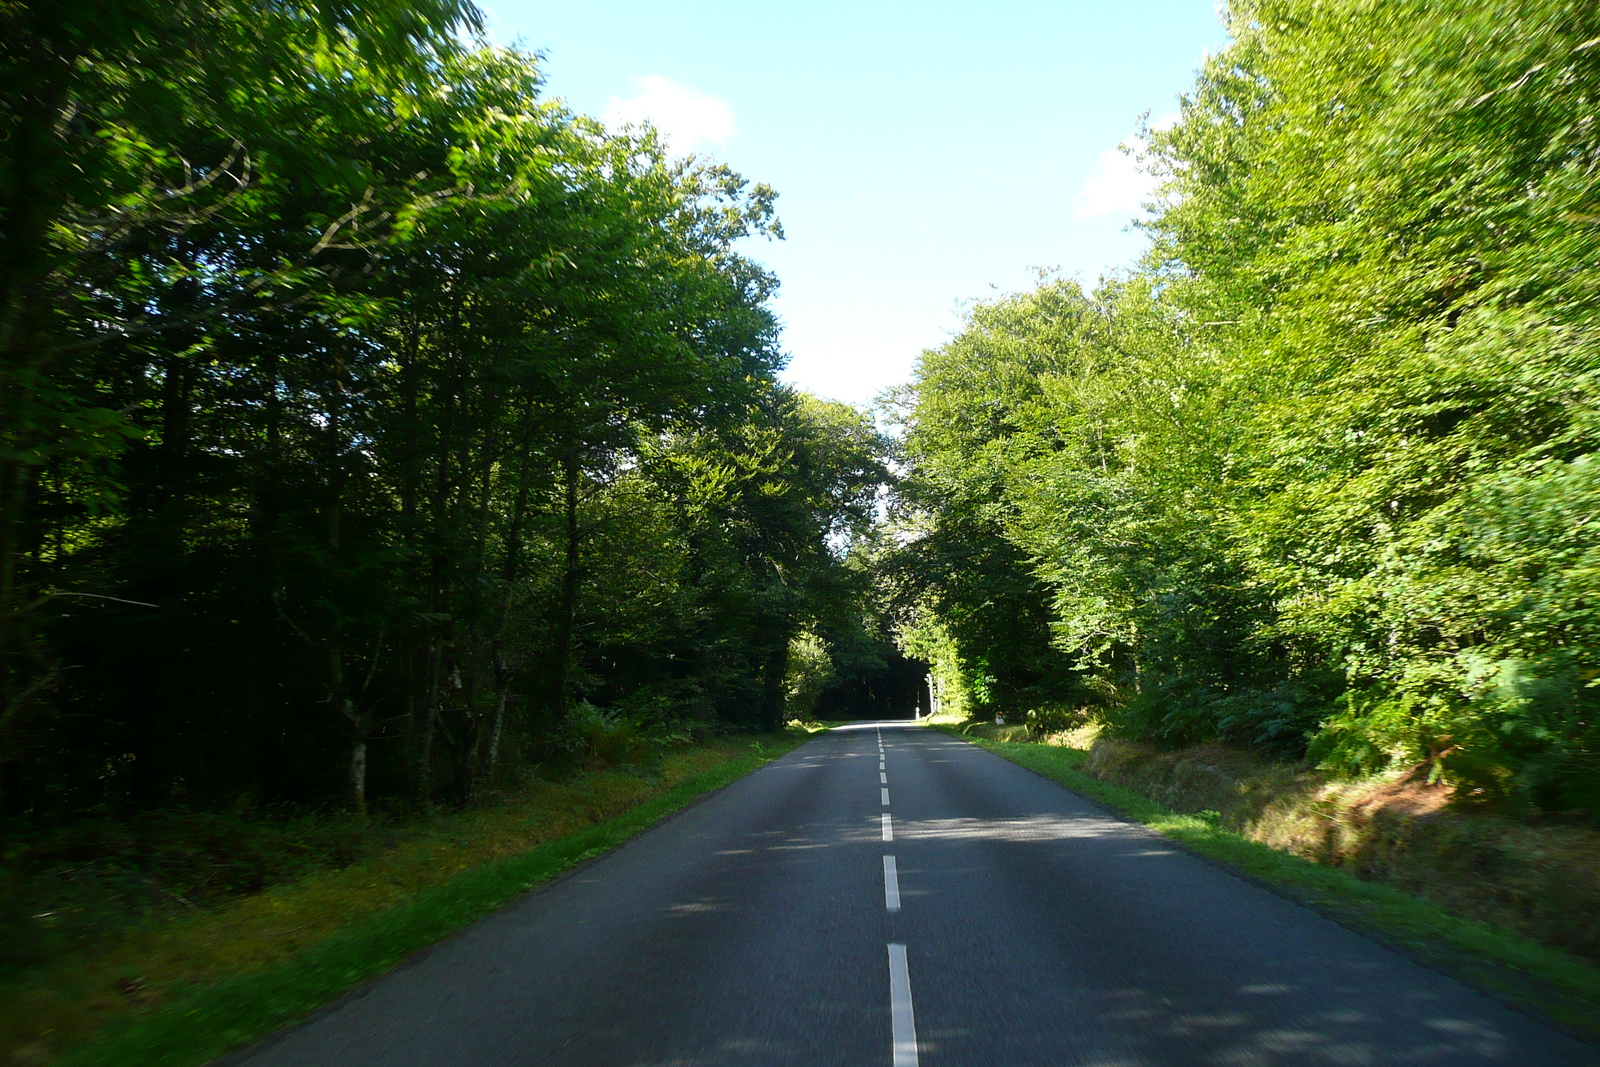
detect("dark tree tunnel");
top-left (813, 650), bottom-right (931, 721)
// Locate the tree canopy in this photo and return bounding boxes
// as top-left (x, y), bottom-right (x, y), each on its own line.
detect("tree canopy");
top-left (892, 0), bottom-right (1600, 816)
top-left (12, 0), bottom-right (1597, 826)
top-left (0, 0), bottom-right (894, 817)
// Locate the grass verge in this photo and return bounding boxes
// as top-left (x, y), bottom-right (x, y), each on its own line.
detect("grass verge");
top-left (26, 731), bottom-right (810, 1067)
top-left (936, 726), bottom-right (1600, 1040)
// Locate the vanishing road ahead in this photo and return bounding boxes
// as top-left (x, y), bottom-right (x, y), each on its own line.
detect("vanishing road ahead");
top-left (238, 723), bottom-right (1598, 1066)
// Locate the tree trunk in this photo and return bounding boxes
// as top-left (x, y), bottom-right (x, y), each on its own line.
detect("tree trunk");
top-left (328, 643), bottom-right (370, 816)
top-left (0, 459), bottom-right (17, 821)
top-left (321, 369), bottom-right (370, 815)
top-left (0, 53), bottom-right (76, 824)
top-left (0, 459), bottom-right (39, 824)
top-left (415, 642), bottom-right (441, 806)
top-left (349, 733), bottom-right (368, 816)
top-left (479, 436), bottom-right (534, 792)
top-left (760, 637), bottom-right (789, 733)
top-left (0, 458), bottom-right (22, 709)
top-left (482, 689), bottom-right (508, 792)
top-left (549, 453), bottom-right (581, 727)
top-left (396, 321), bottom-right (427, 804)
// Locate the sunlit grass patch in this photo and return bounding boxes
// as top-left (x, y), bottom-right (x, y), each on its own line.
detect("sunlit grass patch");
top-left (941, 727), bottom-right (1600, 1040)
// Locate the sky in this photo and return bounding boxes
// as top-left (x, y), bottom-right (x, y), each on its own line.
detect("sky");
top-left (480, 1), bottom-right (1229, 407)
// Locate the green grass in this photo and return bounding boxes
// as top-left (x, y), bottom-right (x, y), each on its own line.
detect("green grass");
top-left (61, 735), bottom-right (809, 1067)
top-left (937, 727), bottom-right (1600, 1040)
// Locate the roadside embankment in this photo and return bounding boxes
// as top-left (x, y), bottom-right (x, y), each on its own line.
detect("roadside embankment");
top-left (2, 729), bottom-right (814, 1067)
top-left (1077, 734), bottom-right (1600, 964)
top-left (939, 721), bottom-right (1600, 1039)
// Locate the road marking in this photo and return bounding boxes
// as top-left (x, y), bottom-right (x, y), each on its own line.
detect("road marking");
top-left (881, 787), bottom-right (890, 805)
top-left (880, 772), bottom-right (888, 784)
top-left (883, 855), bottom-right (901, 911)
top-left (879, 760), bottom-right (885, 769)
top-left (882, 812), bottom-right (893, 841)
top-left (888, 943), bottom-right (919, 1067)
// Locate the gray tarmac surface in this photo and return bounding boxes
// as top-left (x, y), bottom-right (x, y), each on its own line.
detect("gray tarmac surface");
top-left (235, 721), bottom-right (1600, 1066)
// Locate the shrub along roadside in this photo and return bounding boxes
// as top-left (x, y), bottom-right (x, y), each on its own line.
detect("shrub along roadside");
top-left (934, 725), bottom-right (1600, 1040)
top-left (39, 730), bottom-right (814, 1067)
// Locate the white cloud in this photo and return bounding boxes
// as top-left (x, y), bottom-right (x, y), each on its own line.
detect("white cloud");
top-left (603, 76), bottom-right (735, 153)
top-left (1072, 115), bottom-right (1177, 220)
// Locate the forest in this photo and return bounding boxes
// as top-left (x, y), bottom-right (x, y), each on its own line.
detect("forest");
top-left (0, 0), bottom-right (901, 823)
top-left (3, 0), bottom-right (1598, 888)
top-left (894, 0), bottom-right (1600, 818)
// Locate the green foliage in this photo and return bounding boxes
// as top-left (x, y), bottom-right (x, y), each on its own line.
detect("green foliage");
top-left (898, 0), bottom-right (1600, 814)
top-left (0, 0), bottom-right (893, 820)
top-left (783, 630), bottom-right (836, 720)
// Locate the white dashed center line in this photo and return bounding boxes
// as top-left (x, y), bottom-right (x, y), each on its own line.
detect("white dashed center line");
top-left (881, 787), bottom-right (890, 806)
top-left (880, 772), bottom-right (888, 784)
top-left (882, 812), bottom-right (893, 841)
top-left (883, 855), bottom-right (901, 911)
top-left (888, 943), bottom-right (919, 1067)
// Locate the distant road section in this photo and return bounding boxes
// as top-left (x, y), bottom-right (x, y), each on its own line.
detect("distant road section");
top-left (235, 723), bottom-right (1598, 1066)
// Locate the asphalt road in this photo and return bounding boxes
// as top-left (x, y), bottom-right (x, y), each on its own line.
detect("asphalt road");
top-left (236, 722), bottom-right (1600, 1066)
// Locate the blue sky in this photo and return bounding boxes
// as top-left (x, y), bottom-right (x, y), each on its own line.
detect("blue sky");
top-left (481, 1), bottom-right (1228, 406)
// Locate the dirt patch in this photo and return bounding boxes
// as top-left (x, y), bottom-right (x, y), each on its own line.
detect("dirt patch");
top-left (1343, 768), bottom-right (1453, 820)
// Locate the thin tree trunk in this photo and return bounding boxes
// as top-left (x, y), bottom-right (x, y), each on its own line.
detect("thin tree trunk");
top-left (0, 56), bottom-right (76, 821)
top-left (0, 458), bottom-right (22, 696)
top-left (460, 416), bottom-right (503, 796)
top-left (417, 328), bottom-right (460, 803)
top-left (321, 363), bottom-right (370, 815)
top-left (0, 459), bottom-right (40, 824)
top-left (158, 351), bottom-right (193, 504)
top-left (327, 643), bottom-right (369, 816)
top-left (415, 642), bottom-right (441, 806)
top-left (760, 636), bottom-right (789, 733)
top-left (549, 453), bottom-right (581, 727)
top-left (349, 729), bottom-right (368, 816)
top-left (0, 458), bottom-right (19, 821)
top-left (479, 435), bottom-right (535, 790)
top-left (397, 321), bottom-right (425, 802)
top-left (483, 689), bottom-right (508, 789)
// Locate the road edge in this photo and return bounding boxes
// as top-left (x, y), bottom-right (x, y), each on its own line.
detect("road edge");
top-left (928, 724), bottom-right (1600, 1045)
